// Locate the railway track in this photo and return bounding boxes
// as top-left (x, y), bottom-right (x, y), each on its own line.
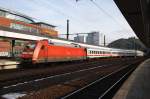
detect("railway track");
top-left (0, 57), bottom-right (145, 99)
top-left (62, 61), bottom-right (139, 99)
top-left (0, 58), bottom-right (132, 87)
top-left (1, 63), bottom-right (115, 95)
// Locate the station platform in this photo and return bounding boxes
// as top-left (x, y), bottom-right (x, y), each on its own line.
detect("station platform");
top-left (113, 58), bottom-right (150, 99)
top-left (0, 59), bottom-right (20, 70)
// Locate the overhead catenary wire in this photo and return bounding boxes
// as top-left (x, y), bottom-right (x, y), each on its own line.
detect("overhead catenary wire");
top-left (90, 0), bottom-right (133, 37)
top-left (29, 0), bottom-right (95, 32)
top-left (9, 0), bottom-right (134, 40)
top-left (75, 0), bottom-right (133, 38)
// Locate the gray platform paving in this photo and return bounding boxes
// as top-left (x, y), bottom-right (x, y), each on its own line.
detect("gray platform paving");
top-left (113, 58), bottom-right (150, 99)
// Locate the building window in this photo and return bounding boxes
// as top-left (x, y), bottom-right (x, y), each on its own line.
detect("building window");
top-left (0, 10), bottom-right (6, 17)
top-left (5, 13), bottom-right (33, 23)
top-left (10, 23), bottom-right (24, 30)
top-left (10, 23), bottom-right (39, 33)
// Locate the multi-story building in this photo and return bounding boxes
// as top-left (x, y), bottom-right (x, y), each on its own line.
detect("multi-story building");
top-left (0, 7), bottom-right (58, 37)
top-left (74, 35), bottom-right (85, 43)
top-left (86, 31), bottom-right (100, 46)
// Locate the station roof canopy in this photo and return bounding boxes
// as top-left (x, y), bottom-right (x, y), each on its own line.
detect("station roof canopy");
top-left (33, 22), bottom-right (56, 28)
top-left (0, 7), bottom-right (34, 23)
top-left (114, 0), bottom-right (150, 48)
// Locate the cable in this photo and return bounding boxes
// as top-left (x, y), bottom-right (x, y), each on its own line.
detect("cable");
top-left (90, 0), bottom-right (133, 36)
top-left (44, 0), bottom-right (95, 28)
top-left (27, 0), bottom-right (95, 34)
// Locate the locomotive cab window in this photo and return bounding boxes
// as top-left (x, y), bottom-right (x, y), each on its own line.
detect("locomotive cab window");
top-left (25, 43), bottom-right (36, 49)
top-left (41, 45), bottom-right (45, 50)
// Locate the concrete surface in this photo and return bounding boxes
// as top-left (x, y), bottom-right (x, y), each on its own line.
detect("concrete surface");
top-left (113, 58), bottom-right (150, 99)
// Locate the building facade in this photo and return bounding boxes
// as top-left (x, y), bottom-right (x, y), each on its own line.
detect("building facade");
top-left (86, 32), bottom-right (100, 46)
top-left (74, 35), bottom-right (85, 43)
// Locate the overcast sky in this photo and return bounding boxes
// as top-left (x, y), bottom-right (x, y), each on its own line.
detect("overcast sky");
top-left (0, 0), bottom-right (137, 44)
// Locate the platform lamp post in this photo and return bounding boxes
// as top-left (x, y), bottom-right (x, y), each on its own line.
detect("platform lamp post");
top-left (67, 19), bottom-right (69, 40)
top-left (104, 34), bottom-right (106, 46)
top-left (11, 39), bottom-right (15, 57)
top-left (133, 37), bottom-right (137, 58)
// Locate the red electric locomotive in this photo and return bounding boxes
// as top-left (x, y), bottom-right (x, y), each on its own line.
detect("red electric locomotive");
top-left (20, 40), bottom-right (87, 63)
